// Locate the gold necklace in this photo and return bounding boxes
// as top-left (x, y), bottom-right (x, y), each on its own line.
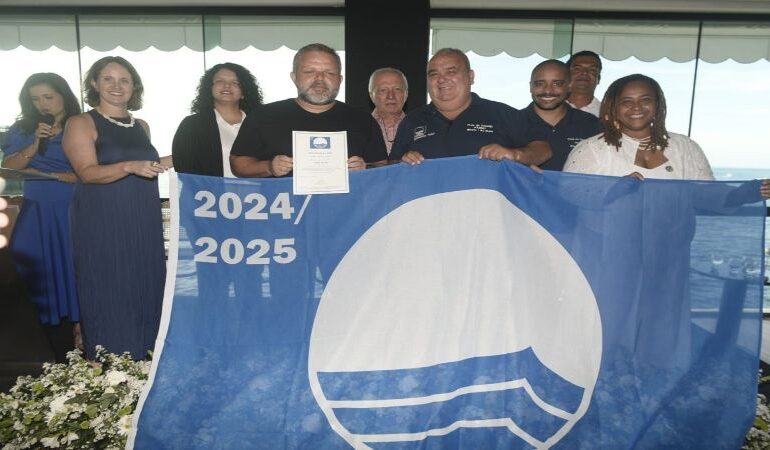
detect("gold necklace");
top-left (624, 134), bottom-right (654, 151)
top-left (96, 108), bottom-right (135, 128)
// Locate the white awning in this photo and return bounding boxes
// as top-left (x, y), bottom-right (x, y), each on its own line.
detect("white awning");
top-left (207, 16), bottom-right (344, 51)
top-left (79, 15), bottom-right (204, 51)
top-left (0, 15), bottom-right (78, 51)
top-left (432, 18), bottom-right (770, 63)
top-left (700, 21), bottom-right (770, 63)
top-left (431, 18), bottom-right (572, 59)
top-left (0, 15), bottom-right (344, 52)
top-left (571, 20), bottom-right (699, 63)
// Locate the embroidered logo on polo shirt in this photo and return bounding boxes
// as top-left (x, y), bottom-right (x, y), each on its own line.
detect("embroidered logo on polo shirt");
top-left (566, 137), bottom-right (583, 150)
top-left (414, 126), bottom-right (434, 141)
top-left (467, 123), bottom-right (494, 133)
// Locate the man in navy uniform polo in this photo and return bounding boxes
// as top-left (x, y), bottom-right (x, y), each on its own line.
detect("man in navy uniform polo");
top-left (523, 59), bottom-right (602, 171)
top-left (390, 48), bottom-right (551, 165)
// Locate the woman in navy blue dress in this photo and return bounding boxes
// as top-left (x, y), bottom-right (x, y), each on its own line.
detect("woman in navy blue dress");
top-left (2, 73), bottom-right (82, 361)
top-left (64, 57), bottom-right (171, 360)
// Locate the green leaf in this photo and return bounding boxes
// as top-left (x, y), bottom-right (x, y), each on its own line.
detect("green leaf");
top-left (100, 393), bottom-right (118, 408)
top-left (65, 394), bottom-right (89, 404)
top-left (79, 419), bottom-right (90, 429)
top-left (117, 405), bottom-right (133, 416)
top-left (754, 416), bottom-right (768, 431)
top-left (0, 417), bottom-right (15, 427)
top-left (85, 404), bottom-right (99, 418)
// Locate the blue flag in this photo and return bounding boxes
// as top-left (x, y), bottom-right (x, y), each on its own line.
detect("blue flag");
top-left (130, 156), bottom-right (765, 449)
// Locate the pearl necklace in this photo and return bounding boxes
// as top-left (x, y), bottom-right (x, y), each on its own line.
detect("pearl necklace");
top-left (96, 109), bottom-right (135, 128)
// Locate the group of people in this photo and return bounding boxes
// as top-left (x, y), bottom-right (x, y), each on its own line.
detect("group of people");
top-left (3, 42), bottom-right (768, 362)
top-left (3, 57), bottom-right (168, 361)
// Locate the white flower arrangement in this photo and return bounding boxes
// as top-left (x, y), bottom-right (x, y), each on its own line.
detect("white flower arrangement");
top-left (0, 347), bottom-right (149, 449)
top-left (1, 346), bottom-right (766, 448)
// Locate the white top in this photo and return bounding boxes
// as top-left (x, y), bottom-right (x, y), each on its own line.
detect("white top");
top-left (215, 109), bottom-right (246, 178)
top-left (568, 97), bottom-right (601, 117)
top-left (563, 132), bottom-right (715, 181)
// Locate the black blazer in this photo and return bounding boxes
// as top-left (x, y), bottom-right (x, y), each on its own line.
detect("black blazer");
top-left (171, 111), bottom-right (225, 176)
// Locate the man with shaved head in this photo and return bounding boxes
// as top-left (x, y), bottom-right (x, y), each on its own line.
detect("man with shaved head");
top-left (523, 59), bottom-right (601, 171)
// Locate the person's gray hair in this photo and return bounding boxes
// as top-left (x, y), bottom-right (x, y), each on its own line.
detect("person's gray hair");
top-left (292, 43), bottom-right (341, 74)
top-left (368, 67), bottom-right (409, 96)
top-left (429, 48), bottom-right (471, 72)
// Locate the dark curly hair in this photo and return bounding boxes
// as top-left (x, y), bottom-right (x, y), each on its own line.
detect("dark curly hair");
top-left (190, 63), bottom-right (263, 114)
top-left (84, 56), bottom-right (144, 111)
top-left (599, 73), bottom-right (669, 151)
top-left (15, 72), bottom-right (81, 134)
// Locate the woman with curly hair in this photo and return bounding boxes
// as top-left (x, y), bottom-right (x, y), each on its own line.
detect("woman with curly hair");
top-left (564, 73), bottom-right (714, 181)
top-left (172, 63), bottom-right (263, 176)
top-left (1, 73), bottom-right (82, 361)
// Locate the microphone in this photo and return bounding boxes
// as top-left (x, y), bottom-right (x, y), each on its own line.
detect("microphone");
top-left (38, 114), bottom-right (55, 156)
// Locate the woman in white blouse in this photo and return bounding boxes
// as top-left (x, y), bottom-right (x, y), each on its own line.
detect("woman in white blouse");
top-left (564, 74), bottom-right (769, 369)
top-left (564, 74), bottom-right (715, 181)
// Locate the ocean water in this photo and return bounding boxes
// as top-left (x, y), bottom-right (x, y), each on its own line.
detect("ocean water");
top-left (709, 168), bottom-right (769, 309)
top-left (712, 167), bottom-right (770, 182)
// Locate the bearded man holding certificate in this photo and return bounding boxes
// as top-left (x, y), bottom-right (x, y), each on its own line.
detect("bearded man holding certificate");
top-left (230, 43), bottom-right (387, 181)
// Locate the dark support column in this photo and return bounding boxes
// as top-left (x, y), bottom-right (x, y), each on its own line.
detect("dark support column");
top-left (344, 0), bottom-right (430, 113)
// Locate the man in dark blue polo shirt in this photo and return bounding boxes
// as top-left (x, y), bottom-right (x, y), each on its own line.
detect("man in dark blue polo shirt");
top-left (390, 48), bottom-right (551, 165)
top-left (522, 59), bottom-right (602, 171)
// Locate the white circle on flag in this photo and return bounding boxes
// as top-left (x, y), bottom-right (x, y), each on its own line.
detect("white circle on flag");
top-left (309, 189), bottom-right (602, 448)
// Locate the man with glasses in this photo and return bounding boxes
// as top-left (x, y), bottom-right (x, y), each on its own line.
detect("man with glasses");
top-left (566, 50), bottom-right (603, 117)
top-left (524, 60), bottom-right (602, 171)
top-left (231, 43), bottom-right (387, 177)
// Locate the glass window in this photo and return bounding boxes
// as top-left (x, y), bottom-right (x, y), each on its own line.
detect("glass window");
top-left (0, 15), bottom-right (81, 128)
top-left (572, 19), bottom-right (700, 135)
top-left (203, 16), bottom-right (346, 103)
top-left (430, 18), bottom-right (572, 108)
top-left (690, 22), bottom-right (770, 178)
top-left (0, 15), bottom-right (81, 196)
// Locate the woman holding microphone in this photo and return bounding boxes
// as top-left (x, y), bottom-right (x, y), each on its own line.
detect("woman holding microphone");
top-left (1, 73), bottom-right (82, 361)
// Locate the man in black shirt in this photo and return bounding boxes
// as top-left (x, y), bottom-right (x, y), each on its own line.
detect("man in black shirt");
top-left (522, 60), bottom-right (602, 171)
top-left (231, 43), bottom-right (387, 177)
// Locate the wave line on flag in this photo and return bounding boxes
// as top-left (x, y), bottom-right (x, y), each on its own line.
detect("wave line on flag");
top-left (326, 378), bottom-right (575, 421)
top-left (354, 418), bottom-right (545, 448)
